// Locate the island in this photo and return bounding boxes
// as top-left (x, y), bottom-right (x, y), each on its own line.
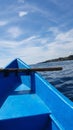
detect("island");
top-left (42, 55), bottom-right (73, 63)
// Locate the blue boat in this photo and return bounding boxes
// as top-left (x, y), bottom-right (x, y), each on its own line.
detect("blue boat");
top-left (0, 58), bottom-right (73, 130)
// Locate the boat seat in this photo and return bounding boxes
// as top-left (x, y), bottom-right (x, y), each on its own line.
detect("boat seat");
top-left (0, 94), bottom-right (51, 130)
top-left (0, 114), bottom-right (51, 130)
top-left (0, 94), bottom-right (50, 119)
top-left (11, 83), bottom-right (31, 95)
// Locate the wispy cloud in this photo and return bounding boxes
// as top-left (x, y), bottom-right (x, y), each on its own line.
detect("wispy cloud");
top-left (56, 29), bottom-right (73, 42)
top-left (0, 40), bottom-right (19, 49)
top-left (20, 28), bottom-right (73, 62)
top-left (18, 0), bottom-right (25, 4)
top-left (7, 26), bottom-right (23, 39)
top-left (48, 27), bottom-right (60, 35)
top-left (27, 4), bottom-right (57, 23)
top-left (44, 28), bottom-right (73, 59)
top-left (0, 21), bottom-right (8, 26)
top-left (0, 27), bottom-right (73, 66)
top-left (21, 36), bottom-right (38, 45)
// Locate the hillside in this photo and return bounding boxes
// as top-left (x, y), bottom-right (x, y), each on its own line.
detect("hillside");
top-left (42, 55), bottom-right (73, 63)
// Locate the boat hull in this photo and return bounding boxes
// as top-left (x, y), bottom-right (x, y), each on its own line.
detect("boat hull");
top-left (0, 58), bottom-right (73, 130)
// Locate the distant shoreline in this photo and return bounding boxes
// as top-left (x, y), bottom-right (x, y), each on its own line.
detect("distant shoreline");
top-left (41, 55), bottom-right (73, 63)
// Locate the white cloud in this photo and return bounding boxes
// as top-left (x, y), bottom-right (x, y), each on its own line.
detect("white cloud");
top-left (0, 21), bottom-right (8, 26)
top-left (18, 11), bottom-right (28, 17)
top-left (56, 29), bottom-right (73, 42)
top-left (0, 40), bottom-right (19, 49)
top-left (0, 28), bottom-right (73, 67)
top-left (7, 26), bottom-right (22, 38)
top-left (21, 36), bottom-right (38, 44)
top-left (18, 0), bottom-right (25, 4)
top-left (48, 27), bottom-right (61, 35)
top-left (44, 28), bottom-right (73, 59)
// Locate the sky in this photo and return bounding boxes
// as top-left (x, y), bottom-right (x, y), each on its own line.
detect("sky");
top-left (0, 0), bottom-right (73, 66)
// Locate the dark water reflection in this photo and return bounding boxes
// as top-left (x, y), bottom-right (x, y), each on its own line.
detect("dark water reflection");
top-left (32, 60), bottom-right (73, 102)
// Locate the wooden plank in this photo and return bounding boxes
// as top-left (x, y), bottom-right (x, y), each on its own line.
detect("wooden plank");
top-left (0, 67), bottom-right (62, 72)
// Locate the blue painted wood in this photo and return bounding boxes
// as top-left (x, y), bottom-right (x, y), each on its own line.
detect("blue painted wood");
top-left (0, 58), bottom-right (73, 130)
top-left (35, 74), bottom-right (73, 130)
top-left (0, 114), bottom-right (51, 130)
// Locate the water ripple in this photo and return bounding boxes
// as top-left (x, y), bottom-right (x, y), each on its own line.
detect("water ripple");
top-left (33, 60), bottom-right (73, 102)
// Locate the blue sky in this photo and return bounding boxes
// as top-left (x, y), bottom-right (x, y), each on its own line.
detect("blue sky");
top-left (0, 0), bottom-right (73, 66)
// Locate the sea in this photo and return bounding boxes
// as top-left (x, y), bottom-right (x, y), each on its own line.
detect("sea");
top-left (32, 60), bottom-right (73, 102)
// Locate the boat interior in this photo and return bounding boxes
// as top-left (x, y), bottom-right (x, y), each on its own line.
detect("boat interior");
top-left (0, 59), bottom-right (72, 130)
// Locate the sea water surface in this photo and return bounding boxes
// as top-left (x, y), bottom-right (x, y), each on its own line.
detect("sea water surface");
top-left (32, 60), bottom-right (73, 102)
